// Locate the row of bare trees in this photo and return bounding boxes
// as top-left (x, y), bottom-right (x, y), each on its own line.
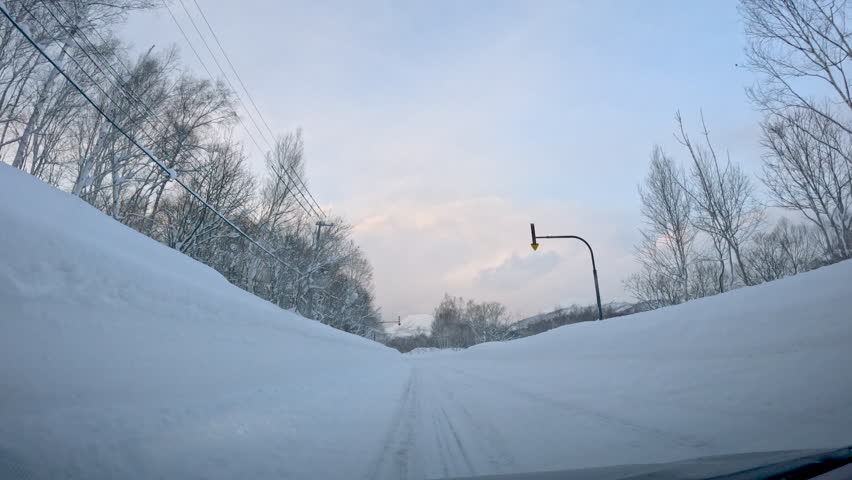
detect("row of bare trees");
top-left (430, 295), bottom-right (516, 348)
top-left (0, 0), bottom-right (381, 337)
top-left (628, 0), bottom-right (852, 308)
top-left (384, 295), bottom-right (515, 352)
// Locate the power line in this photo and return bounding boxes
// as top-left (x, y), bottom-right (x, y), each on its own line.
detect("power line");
top-left (177, 0), bottom-right (267, 146)
top-left (39, 2), bottom-right (157, 127)
top-left (160, 0), bottom-right (215, 80)
top-left (160, 0), bottom-right (270, 161)
top-left (42, 0), bottom-right (317, 231)
top-left (166, 0), bottom-right (323, 219)
top-left (37, 1), bottom-right (320, 256)
top-left (177, 0), bottom-right (324, 219)
top-left (47, 0), bottom-right (248, 196)
top-left (189, 0), bottom-right (325, 217)
top-left (28, 2), bottom-right (163, 153)
top-left (38, 3), bottom-right (302, 263)
top-left (37, 0), bottom-right (206, 195)
top-left (191, 0), bottom-right (274, 140)
top-left (45, 1), bottom-right (203, 151)
top-left (163, 0), bottom-right (320, 219)
top-left (0, 2), bottom-right (294, 271)
top-left (48, 0), bottom-right (224, 165)
top-left (40, 0), bottom-right (240, 219)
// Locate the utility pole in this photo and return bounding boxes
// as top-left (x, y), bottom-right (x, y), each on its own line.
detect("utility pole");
top-left (315, 221), bottom-right (334, 246)
top-left (530, 223), bottom-right (604, 321)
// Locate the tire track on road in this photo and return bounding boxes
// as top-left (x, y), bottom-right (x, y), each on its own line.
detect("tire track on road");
top-left (363, 366), bottom-right (418, 480)
top-left (444, 366), bottom-right (714, 451)
top-left (430, 368), bottom-right (518, 472)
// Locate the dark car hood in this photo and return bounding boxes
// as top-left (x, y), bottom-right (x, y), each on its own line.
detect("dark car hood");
top-left (443, 445), bottom-right (852, 480)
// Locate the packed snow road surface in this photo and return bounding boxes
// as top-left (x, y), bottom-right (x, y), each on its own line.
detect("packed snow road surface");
top-left (374, 324), bottom-right (852, 480)
top-left (1, 164), bottom-right (852, 480)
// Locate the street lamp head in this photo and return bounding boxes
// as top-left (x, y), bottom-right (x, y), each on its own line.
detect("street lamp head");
top-left (530, 223), bottom-right (538, 251)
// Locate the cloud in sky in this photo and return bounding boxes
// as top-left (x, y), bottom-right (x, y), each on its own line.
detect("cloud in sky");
top-left (349, 193), bottom-right (639, 319)
top-left (122, 1), bottom-right (766, 321)
top-left (477, 251), bottom-right (561, 291)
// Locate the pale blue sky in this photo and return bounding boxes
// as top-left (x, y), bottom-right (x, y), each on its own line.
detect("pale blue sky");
top-left (123, 1), bottom-right (766, 319)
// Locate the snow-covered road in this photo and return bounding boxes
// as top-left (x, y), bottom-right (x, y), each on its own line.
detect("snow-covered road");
top-left (366, 363), bottom-right (517, 480)
top-left (2, 164), bottom-right (852, 480)
top-left (366, 330), bottom-right (852, 480)
top-left (364, 249), bottom-right (852, 480)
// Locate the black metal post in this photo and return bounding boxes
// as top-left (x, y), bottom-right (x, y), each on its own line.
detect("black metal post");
top-left (530, 223), bottom-right (538, 249)
top-left (315, 221), bottom-right (334, 246)
top-left (529, 223), bottom-right (604, 321)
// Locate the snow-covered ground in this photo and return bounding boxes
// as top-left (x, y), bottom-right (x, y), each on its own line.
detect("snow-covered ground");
top-left (0, 165), bottom-right (408, 479)
top-left (1, 163), bottom-right (852, 480)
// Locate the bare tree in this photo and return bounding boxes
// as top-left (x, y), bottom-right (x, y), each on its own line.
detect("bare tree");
top-left (746, 217), bottom-right (823, 281)
top-left (676, 111), bottom-right (765, 288)
top-left (70, 48), bottom-right (175, 207)
top-left (741, 0), bottom-right (851, 261)
top-left (635, 145), bottom-right (696, 303)
top-left (257, 130), bottom-right (306, 232)
top-left (688, 255), bottom-right (726, 299)
top-left (156, 138), bottom-right (254, 256)
top-left (431, 295), bottom-right (474, 348)
top-left (741, 0), bottom-right (852, 134)
top-left (125, 70), bottom-right (234, 233)
top-left (624, 269), bottom-right (682, 310)
top-left (467, 301), bottom-right (514, 344)
top-left (761, 107), bottom-right (852, 259)
top-left (429, 295), bottom-right (514, 348)
top-left (7, 0), bottom-right (154, 171)
top-left (0, 1), bottom-right (52, 160)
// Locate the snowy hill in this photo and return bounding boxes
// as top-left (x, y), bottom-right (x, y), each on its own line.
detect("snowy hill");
top-left (510, 301), bottom-right (638, 333)
top-left (509, 304), bottom-right (589, 332)
top-left (2, 164), bottom-right (852, 480)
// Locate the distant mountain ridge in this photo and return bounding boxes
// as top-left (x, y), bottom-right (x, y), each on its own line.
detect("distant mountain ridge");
top-left (509, 301), bottom-right (643, 336)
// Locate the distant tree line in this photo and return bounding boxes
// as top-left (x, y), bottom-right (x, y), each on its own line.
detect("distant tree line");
top-left (383, 299), bottom-right (642, 353)
top-left (385, 295), bottom-right (516, 352)
top-left (384, 299), bottom-right (647, 353)
top-left (0, 1), bottom-right (381, 337)
top-left (626, 0), bottom-right (852, 309)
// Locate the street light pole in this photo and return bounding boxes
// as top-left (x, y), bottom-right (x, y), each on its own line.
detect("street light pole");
top-left (530, 223), bottom-right (604, 321)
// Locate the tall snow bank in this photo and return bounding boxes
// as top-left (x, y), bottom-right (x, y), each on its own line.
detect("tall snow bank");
top-left (427, 255), bottom-right (852, 462)
top-left (0, 165), bottom-right (406, 479)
